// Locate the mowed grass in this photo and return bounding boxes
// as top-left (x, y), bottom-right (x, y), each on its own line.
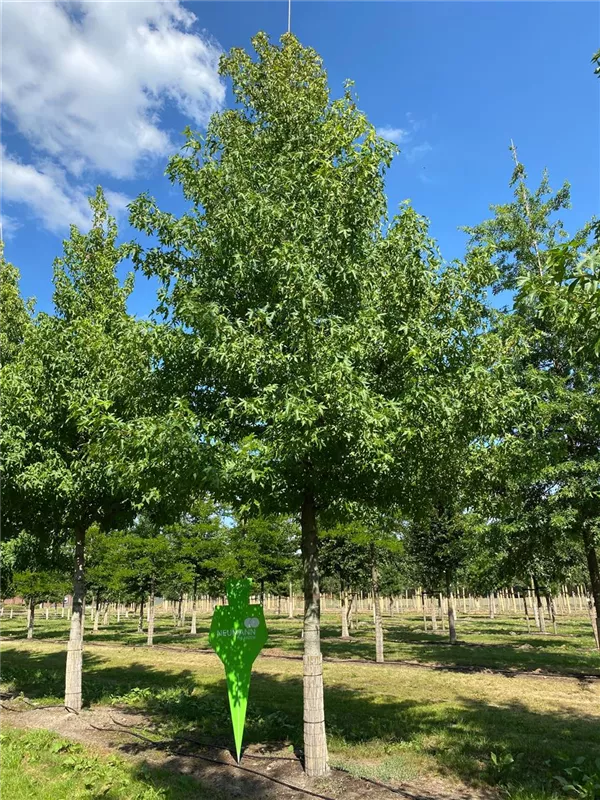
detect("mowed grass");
top-left (0, 726), bottom-right (221, 799)
top-left (1, 627), bottom-right (599, 800)
top-left (2, 605), bottom-right (599, 675)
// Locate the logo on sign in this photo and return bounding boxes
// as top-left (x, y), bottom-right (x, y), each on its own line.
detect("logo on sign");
top-left (244, 617), bottom-right (260, 629)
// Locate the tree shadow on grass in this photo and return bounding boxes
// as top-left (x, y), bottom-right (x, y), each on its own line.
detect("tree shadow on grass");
top-left (0, 645), bottom-right (199, 703)
top-left (3, 644), bottom-right (599, 799)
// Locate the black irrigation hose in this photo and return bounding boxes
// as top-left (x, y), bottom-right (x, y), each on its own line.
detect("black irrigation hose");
top-left (5, 704), bottom-right (468, 800)
top-left (88, 723), bottom-right (338, 800)
top-left (104, 717), bottom-right (431, 798)
top-left (108, 715), bottom-right (299, 761)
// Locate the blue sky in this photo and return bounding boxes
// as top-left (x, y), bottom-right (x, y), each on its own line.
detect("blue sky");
top-left (2, 1), bottom-right (598, 318)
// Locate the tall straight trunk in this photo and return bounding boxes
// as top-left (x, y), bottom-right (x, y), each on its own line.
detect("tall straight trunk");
top-left (116, 601), bottom-right (121, 624)
top-left (523, 591), bottom-right (531, 633)
top-left (547, 593), bottom-right (558, 634)
top-left (301, 490), bottom-right (329, 777)
top-left (587, 594), bottom-right (600, 649)
top-left (340, 581), bottom-right (350, 639)
top-left (347, 592), bottom-right (355, 631)
top-left (446, 579), bottom-right (457, 645)
top-left (27, 597), bottom-right (35, 639)
top-left (582, 525), bottom-right (600, 650)
top-left (177, 595), bottom-right (183, 626)
top-left (65, 527), bottom-right (86, 711)
top-left (488, 593), bottom-right (495, 619)
top-left (422, 591), bottom-right (428, 631)
top-left (530, 581), bottom-right (539, 628)
top-left (564, 586), bottom-right (571, 615)
top-left (191, 575), bottom-right (198, 635)
top-left (532, 575), bottom-right (546, 633)
top-left (93, 595), bottom-right (101, 633)
top-left (439, 594), bottom-right (445, 631)
top-left (431, 595), bottom-right (438, 632)
top-left (138, 596), bottom-right (145, 633)
top-left (147, 580), bottom-right (155, 647)
top-left (371, 557), bottom-right (384, 663)
top-left (288, 580), bottom-right (294, 618)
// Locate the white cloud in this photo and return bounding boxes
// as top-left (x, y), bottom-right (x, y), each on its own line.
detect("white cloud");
top-left (377, 115), bottom-right (433, 165)
top-left (0, 214), bottom-right (22, 241)
top-left (1, 147), bottom-right (91, 232)
top-left (1, 147), bottom-right (132, 233)
top-left (405, 142), bottom-right (433, 163)
top-left (2, 1), bottom-right (225, 180)
top-left (376, 126), bottom-right (409, 144)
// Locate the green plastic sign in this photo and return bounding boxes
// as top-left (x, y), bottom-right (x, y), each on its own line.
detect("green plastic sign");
top-left (208, 579), bottom-right (268, 761)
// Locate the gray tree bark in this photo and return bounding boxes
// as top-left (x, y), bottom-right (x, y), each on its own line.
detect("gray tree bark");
top-left (138, 596), bottom-right (145, 633)
top-left (191, 575), bottom-right (198, 635)
top-left (340, 581), bottom-right (350, 639)
top-left (65, 527), bottom-right (86, 711)
top-left (532, 575), bottom-right (546, 633)
top-left (371, 557), bottom-right (384, 663)
top-left (147, 580), bottom-right (155, 647)
top-left (446, 581), bottom-right (457, 645)
top-left (27, 597), bottom-right (35, 639)
top-left (582, 525), bottom-right (600, 650)
top-left (301, 490), bottom-right (329, 777)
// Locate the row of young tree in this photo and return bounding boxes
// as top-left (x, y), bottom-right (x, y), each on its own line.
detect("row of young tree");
top-left (2, 505), bottom-right (593, 649)
top-left (1, 33), bottom-right (599, 777)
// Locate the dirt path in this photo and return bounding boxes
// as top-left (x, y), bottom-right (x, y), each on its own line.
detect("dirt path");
top-left (1, 699), bottom-right (494, 800)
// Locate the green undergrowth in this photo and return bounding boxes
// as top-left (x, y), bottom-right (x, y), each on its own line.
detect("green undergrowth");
top-left (1, 638), bottom-right (599, 800)
top-left (0, 727), bottom-right (222, 799)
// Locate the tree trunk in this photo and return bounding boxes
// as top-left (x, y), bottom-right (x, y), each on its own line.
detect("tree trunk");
top-left (587, 594), bottom-right (600, 649)
top-left (340, 581), bottom-right (350, 639)
top-left (547, 593), bottom-right (558, 635)
top-left (532, 575), bottom-right (546, 633)
top-left (93, 595), bottom-right (101, 633)
top-left (260, 579), bottom-right (265, 608)
top-left (147, 580), bottom-right (155, 647)
top-left (372, 557), bottom-right (384, 663)
top-left (65, 527), bottom-right (86, 712)
top-left (431, 595), bottom-right (438, 632)
top-left (488, 593), bottom-right (495, 619)
top-left (301, 490), bottom-right (329, 777)
top-left (191, 575), bottom-right (198, 635)
top-left (582, 525), bottom-right (600, 650)
top-left (523, 591), bottom-right (531, 633)
top-left (529, 580), bottom-right (539, 628)
top-left (439, 594), bottom-right (445, 631)
top-left (446, 580), bottom-right (457, 645)
top-left (27, 597), bottom-right (35, 639)
top-left (288, 579), bottom-right (294, 618)
top-left (422, 591), bottom-right (428, 631)
top-left (138, 596), bottom-right (145, 633)
top-left (347, 592), bottom-right (355, 631)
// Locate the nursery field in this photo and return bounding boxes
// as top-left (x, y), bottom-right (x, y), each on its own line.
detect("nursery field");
top-left (2, 607), bottom-right (599, 800)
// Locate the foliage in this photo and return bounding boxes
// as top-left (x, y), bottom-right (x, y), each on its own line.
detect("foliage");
top-left (1, 189), bottom-right (203, 545)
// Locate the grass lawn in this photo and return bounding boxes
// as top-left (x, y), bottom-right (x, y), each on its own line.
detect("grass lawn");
top-left (2, 606), bottom-right (599, 675)
top-left (0, 726), bottom-right (220, 799)
top-left (2, 621), bottom-right (599, 800)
